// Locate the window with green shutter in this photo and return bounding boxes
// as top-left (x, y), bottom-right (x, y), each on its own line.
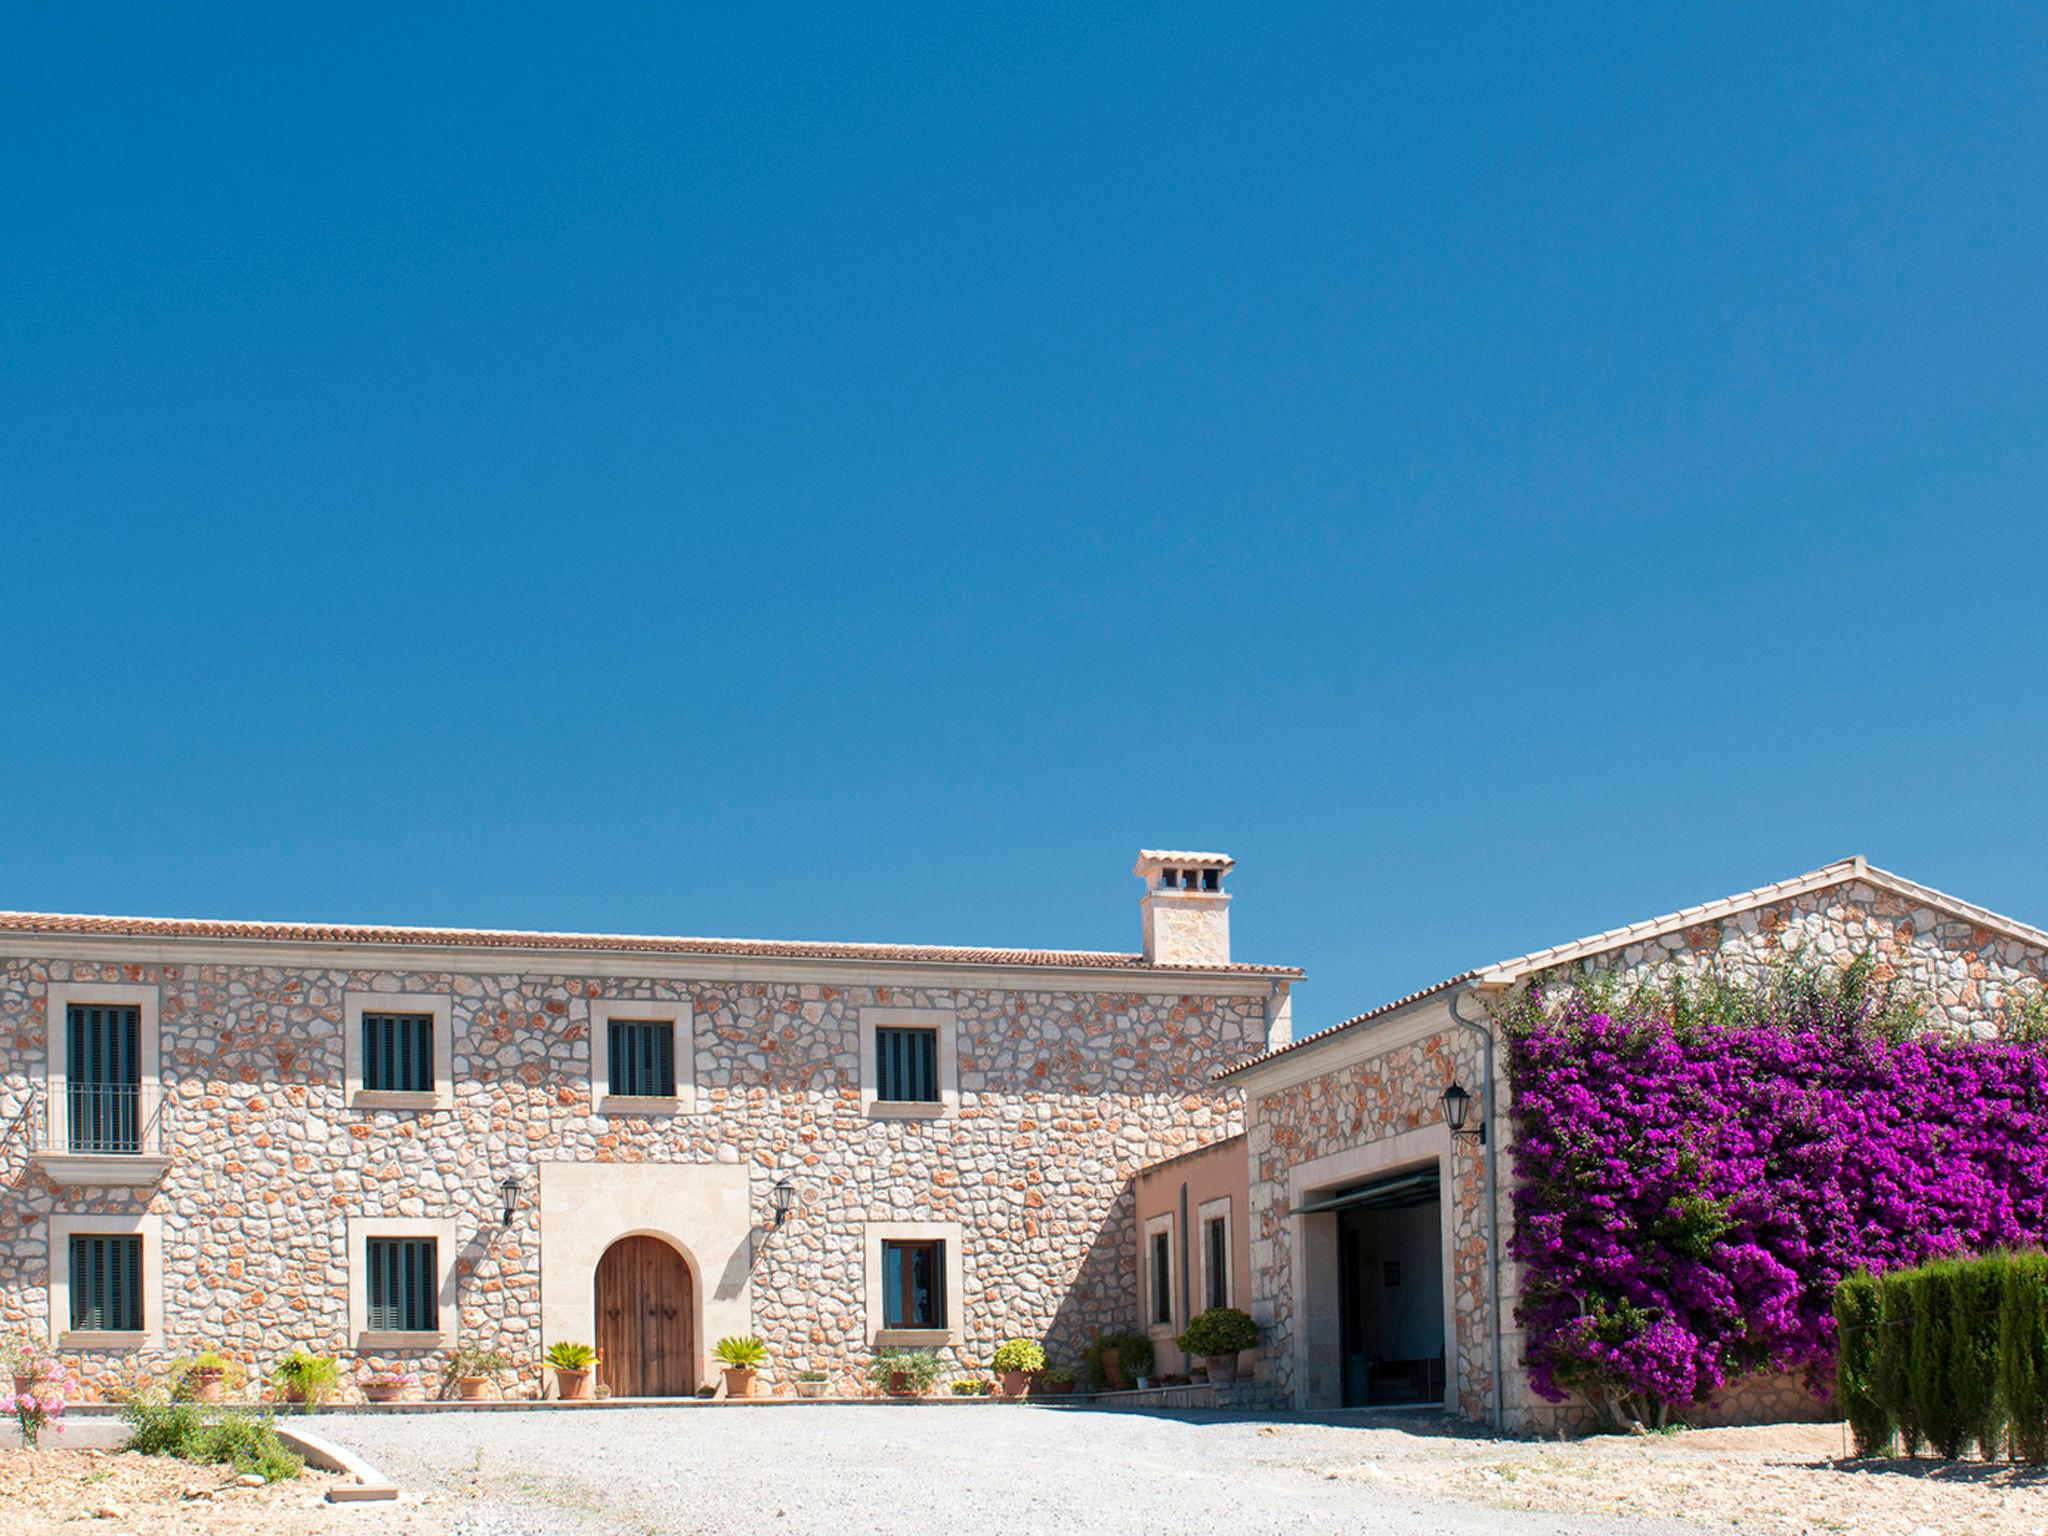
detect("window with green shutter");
top-left (874, 1027), bottom-right (939, 1103)
top-left (362, 1013), bottom-right (435, 1094)
top-left (365, 1237), bottom-right (439, 1332)
top-left (69, 1234), bottom-right (144, 1332)
top-left (66, 1004), bottom-right (142, 1152)
top-left (608, 1018), bottom-right (676, 1098)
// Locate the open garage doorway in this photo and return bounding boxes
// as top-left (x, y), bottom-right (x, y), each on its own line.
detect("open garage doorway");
top-left (1300, 1166), bottom-right (1447, 1408)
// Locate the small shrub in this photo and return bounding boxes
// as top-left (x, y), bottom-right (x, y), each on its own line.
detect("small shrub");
top-left (447, 1344), bottom-right (512, 1380)
top-left (866, 1349), bottom-right (944, 1395)
top-left (990, 1339), bottom-right (1047, 1375)
top-left (796, 1369), bottom-right (829, 1383)
top-left (1952, 1255), bottom-right (2006, 1459)
top-left (1873, 1273), bottom-right (1921, 1456)
top-left (713, 1335), bottom-right (768, 1369)
top-left (1834, 1270), bottom-right (1889, 1457)
top-left (1177, 1307), bottom-right (1260, 1358)
top-left (124, 1400), bottom-right (302, 1481)
top-left (1085, 1330), bottom-right (1154, 1388)
top-left (949, 1377), bottom-right (992, 1396)
top-left (542, 1341), bottom-right (598, 1371)
top-left (169, 1349), bottom-right (246, 1400)
top-left (271, 1349), bottom-right (341, 1408)
top-left (1911, 1263), bottom-right (1964, 1458)
top-left (2003, 1252), bottom-right (2048, 1462)
top-left (123, 1398), bottom-right (203, 1457)
top-left (1036, 1366), bottom-right (1077, 1389)
top-left (7, 1357), bottom-right (76, 1448)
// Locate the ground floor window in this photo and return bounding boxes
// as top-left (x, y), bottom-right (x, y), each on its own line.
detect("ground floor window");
top-left (365, 1237), bottom-right (440, 1333)
top-left (68, 1233), bottom-right (143, 1332)
top-left (1205, 1214), bottom-right (1229, 1310)
top-left (1150, 1228), bottom-right (1173, 1326)
top-left (881, 1239), bottom-right (946, 1329)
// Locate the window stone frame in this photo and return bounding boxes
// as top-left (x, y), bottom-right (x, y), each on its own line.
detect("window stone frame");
top-left (346, 1215), bottom-right (460, 1350)
top-left (863, 1220), bottom-right (965, 1347)
top-left (343, 990), bottom-right (454, 1111)
top-left (48, 1211), bottom-right (165, 1351)
top-left (858, 1006), bottom-right (958, 1121)
top-left (587, 997), bottom-right (696, 1116)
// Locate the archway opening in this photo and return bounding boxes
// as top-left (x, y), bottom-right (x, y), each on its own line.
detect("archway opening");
top-left (594, 1234), bottom-right (697, 1398)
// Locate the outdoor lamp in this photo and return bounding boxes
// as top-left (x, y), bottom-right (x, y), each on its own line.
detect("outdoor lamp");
top-left (772, 1176), bottom-right (797, 1228)
top-left (1439, 1081), bottom-right (1485, 1144)
top-left (499, 1173), bottom-right (523, 1227)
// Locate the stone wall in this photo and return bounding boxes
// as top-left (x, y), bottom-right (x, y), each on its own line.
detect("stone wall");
top-left (0, 954), bottom-right (1275, 1400)
top-left (1244, 873), bottom-right (2048, 1434)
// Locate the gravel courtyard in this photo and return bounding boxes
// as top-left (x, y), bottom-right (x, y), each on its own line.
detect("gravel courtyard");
top-left (303, 1409), bottom-right (2031, 1536)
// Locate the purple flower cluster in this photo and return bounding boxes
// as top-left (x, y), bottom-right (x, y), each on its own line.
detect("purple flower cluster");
top-left (1506, 978), bottom-right (2048, 1413)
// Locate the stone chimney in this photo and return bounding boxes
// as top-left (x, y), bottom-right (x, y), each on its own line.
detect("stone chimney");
top-left (1134, 850), bottom-right (1234, 966)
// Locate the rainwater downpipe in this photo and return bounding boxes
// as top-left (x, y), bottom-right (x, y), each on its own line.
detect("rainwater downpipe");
top-left (1446, 982), bottom-right (1506, 1431)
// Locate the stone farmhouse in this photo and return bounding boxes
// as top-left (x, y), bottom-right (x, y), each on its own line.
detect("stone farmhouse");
top-left (0, 851), bottom-right (1297, 1400)
top-left (1221, 856), bottom-right (2048, 1433)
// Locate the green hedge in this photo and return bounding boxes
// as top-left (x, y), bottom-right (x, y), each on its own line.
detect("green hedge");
top-left (1833, 1251), bottom-right (2048, 1461)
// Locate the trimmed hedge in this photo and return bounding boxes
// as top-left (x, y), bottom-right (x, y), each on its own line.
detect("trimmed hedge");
top-left (1833, 1252), bottom-right (2048, 1461)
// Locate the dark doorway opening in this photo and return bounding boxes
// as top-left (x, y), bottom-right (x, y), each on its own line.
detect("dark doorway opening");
top-left (1332, 1169), bottom-right (1446, 1408)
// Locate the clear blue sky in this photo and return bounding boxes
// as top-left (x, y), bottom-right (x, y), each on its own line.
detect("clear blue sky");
top-left (3, 6), bottom-right (2044, 1033)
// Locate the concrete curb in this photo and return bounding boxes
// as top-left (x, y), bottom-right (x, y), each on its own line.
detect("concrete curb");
top-left (274, 1422), bottom-right (400, 1503)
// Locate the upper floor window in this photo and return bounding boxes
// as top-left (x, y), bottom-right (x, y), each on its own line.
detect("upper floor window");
top-left (365, 1236), bottom-right (440, 1333)
top-left (362, 1012), bottom-right (436, 1094)
top-left (608, 1017), bottom-right (676, 1099)
top-left (874, 1027), bottom-right (939, 1104)
top-left (69, 1233), bottom-right (144, 1333)
top-left (66, 1004), bottom-right (142, 1154)
top-left (882, 1238), bottom-right (947, 1329)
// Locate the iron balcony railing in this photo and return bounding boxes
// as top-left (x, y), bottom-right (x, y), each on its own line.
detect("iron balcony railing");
top-left (33, 1082), bottom-right (171, 1157)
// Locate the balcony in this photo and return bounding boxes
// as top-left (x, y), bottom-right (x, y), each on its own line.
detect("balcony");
top-left (30, 1082), bottom-right (173, 1187)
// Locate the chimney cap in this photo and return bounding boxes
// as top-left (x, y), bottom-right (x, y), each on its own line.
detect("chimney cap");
top-left (1134, 850), bottom-right (1236, 879)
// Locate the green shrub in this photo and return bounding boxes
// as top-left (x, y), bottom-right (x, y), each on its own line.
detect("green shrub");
top-left (1085, 1330), bottom-right (1154, 1387)
top-left (990, 1339), bottom-right (1046, 1374)
top-left (123, 1398), bottom-right (203, 1458)
top-left (865, 1349), bottom-right (944, 1394)
top-left (1873, 1272), bottom-right (1921, 1455)
top-left (446, 1344), bottom-right (512, 1380)
top-left (1036, 1366), bottom-right (1078, 1388)
top-left (1834, 1270), bottom-right (1889, 1457)
top-left (949, 1376), bottom-right (993, 1396)
top-left (270, 1349), bottom-right (341, 1408)
top-left (713, 1335), bottom-right (768, 1369)
top-left (542, 1341), bottom-right (598, 1370)
top-left (123, 1400), bottom-right (302, 1481)
top-left (1952, 1255), bottom-right (2007, 1459)
top-left (1178, 1307), bottom-right (1260, 1358)
top-left (1911, 1262), bottom-right (1964, 1458)
top-left (2003, 1252), bottom-right (2048, 1461)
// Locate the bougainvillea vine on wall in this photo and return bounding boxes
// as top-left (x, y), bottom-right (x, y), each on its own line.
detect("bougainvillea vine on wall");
top-left (1499, 961), bottom-right (2048, 1426)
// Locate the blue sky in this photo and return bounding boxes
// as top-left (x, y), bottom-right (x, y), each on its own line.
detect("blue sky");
top-left (2, 5), bottom-right (2044, 1031)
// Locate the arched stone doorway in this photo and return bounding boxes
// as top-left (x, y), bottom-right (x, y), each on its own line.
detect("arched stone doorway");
top-left (594, 1235), bottom-right (696, 1398)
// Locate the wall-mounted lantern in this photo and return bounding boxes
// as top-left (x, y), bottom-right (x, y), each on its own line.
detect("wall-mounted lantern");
top-left (1439, 1081), bottom-right (1486, 1144)
top-left (499, 1173), bottom-right (524, 1227)
top-left (771, 1176), bottom-right (797, 1228)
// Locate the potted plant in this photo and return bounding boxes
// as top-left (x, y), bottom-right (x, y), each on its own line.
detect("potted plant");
top-left (544, 1342), bottom-right (599, 1400)
top-left (1034, 1365), bottom-right (1077, 1395)
top-left (170, 1350), bottom-right (244, 1404)
top-left (713, 1335), bottom-right (767, 1399)
top-left (7, 1357), bottom-right (75, 1449)
top-left (2, 1335), bottom-right (41, 1399)
top-left (794, 1368), bottom-right (829, 1399)
top-left (865, 1348), bottom-right (943, 1398)
top-left (447, 1344), bottom-right (512, 1402)
top-left (950, 1375), bottom-right (995, 1396)
top-left (990, 1338), bottom-right (1046, 1399)
top-left (358, 1368), bottom-right (418, 1404)
top-left (270, 1349), bottom-right (341, 1408)
top-left (1085, 1330), bottom-right (1151, 1391)
top-left (1176, 1307), bottom-right (1259, 1386)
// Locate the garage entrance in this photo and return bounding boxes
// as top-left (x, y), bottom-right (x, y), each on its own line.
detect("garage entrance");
top-left (1299, 1165), bottom-right (1446, 1408)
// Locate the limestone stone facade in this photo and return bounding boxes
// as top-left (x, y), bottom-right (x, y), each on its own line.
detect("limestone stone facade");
top-left (0, 856), bottom-right (1298, 1401)
top-left (1230, 859), bottom-right (2048, 1434)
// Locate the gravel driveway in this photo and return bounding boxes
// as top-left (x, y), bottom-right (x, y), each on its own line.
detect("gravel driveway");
top-left (321, 1405), bottom-right (1701, 1536)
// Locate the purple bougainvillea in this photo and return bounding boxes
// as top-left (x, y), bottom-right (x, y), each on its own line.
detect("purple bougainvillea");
top-left (1502, 965), bottom-right (2048, 1423)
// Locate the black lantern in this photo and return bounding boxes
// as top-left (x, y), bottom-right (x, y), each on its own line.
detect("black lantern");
top-left (1439, 1082), bottom-right (1484, 1143)
top-left (771, 1176), bottom-right (796, 1228)
top-left (499, 1173), bottom-right (523, 1227)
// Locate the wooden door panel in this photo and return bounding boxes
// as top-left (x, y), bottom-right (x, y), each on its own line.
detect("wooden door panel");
top-left (594, 1236), bottom-right (694, 1398)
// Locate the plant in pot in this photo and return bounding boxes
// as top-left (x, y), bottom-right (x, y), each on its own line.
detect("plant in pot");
top-left (865, 1348), bottom-right (943, 1399)
top-left (1086, 1331), bottom-right (1152, 1391)
top-left (1034, 1365), bottom-right (1077, 1395)
top-left (713, 1335), bottom-right (768, 1399)
top-left (446, 1344), bottom-right (512, 1402)
top-left (170, 1350), bottom-right (245, 1404)
top-left (270, 1349), bottom-right (341, 1409)
top-left (990, 1338), bottom-right (1046, 1400)
top-left (949, 1375), bottom-right (993, 1396)
top-left (2, 1334), bottom-right (42, 1399)
top-left (358, 1368), bottom-right (418, 1404)
top-left (543, 1342), bottom-right (599, 1401)
top-left (1176, 1307), bottom-right (1259, 1386)
top-left (794, 1368), bottom-right (830, 1400)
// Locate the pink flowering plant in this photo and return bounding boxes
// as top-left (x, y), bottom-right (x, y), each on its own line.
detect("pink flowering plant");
top-left (1500, 956), bottom-right (2048, 1428)
top-left (6, 1356), bottom-right (78, 1448)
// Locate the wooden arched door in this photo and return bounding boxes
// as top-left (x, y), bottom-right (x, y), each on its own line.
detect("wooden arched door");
top-left (594, 1235), bottom-right (696, 1398)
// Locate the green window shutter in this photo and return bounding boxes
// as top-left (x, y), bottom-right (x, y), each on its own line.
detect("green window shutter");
top-left (608, 1020), bottom-right (675, 1098)
top-left (875, 1028), bottom-right (939, 1103)
top-left (69, 1234), bottom-right (143, 1332)
top-left (366, 1237), bottom-right (439, 1331)
top-left (363, 1015), bottom-right (434, 1093)
top-left (66, 1005), bottom-right (141, 1152)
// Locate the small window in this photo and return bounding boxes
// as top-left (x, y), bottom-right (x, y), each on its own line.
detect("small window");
top-left (1150, 1229), bottom-right (1172, 1326)
top-left (69, 1233), bottom-right (144, 1332)
top-left (1202, 868), bottom-right (1221, 891)
top-left (874, 1027), bottom-right (939, 1103)
top-left (1205, 1216), bottom-right (1229, 1310)
top-left (608, 1018), bottom-right (676, 1098)
top-left (882, 1239), bottom-right (946, 1328)
top-left (362, 1013), bottom-right (435, 1094)
top-left (365, 1237), bottom-right (439, 1332)
top-left (1159, 868), bottom-right (1177, 890)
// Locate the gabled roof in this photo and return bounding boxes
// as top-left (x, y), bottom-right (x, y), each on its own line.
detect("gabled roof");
top-left (1220, 855), bottom-right (2048, 1079)
top-left (0, 908), bottom-right (1301, 977)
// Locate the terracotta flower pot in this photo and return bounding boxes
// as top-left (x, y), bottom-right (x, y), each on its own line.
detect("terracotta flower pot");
top-left (555, 1367), bottom-right (593, 1401)
top-left (794, 1378), bottom-right (827, 1399)
top-left (456, 1376), bottom-right (493, 1401)
top-left (998, 1370), bottom-right (1032, 1399)
top-left (1035, 1377), bottom-right (1074, 1396)
top-left (886, 1370), bottom-right (921, 1398)
top-left (1099, 1347), bottom-right (1126, 1390)
top-left (722, 1366), bottom-right (757, 1399)
top-left (188, 1369), bottom-right (225, 1404)
top-left (1205, 1352), bottom-right (1240, 1386)
top-left (13, 1373), bottom-right (36, 1399)
top-left (362, 1381), bottom-right (408, 1404)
